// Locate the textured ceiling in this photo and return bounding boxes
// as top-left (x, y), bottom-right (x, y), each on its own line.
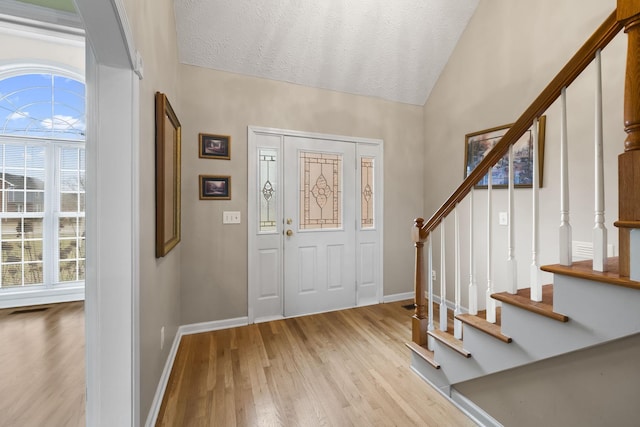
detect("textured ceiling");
top-left (174, 0), bottom-right (479, 106)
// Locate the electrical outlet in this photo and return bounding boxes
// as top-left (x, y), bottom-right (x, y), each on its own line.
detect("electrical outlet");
top-left (431, 270), bottom-right (436, 281)
top-left (223, 211), bottom-right (241, 224)
top-left (160, 326), bottom-right (165, 350)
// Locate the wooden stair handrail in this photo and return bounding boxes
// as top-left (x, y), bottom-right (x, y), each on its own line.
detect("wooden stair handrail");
top-left (416, 10), bottom-right (623, 242)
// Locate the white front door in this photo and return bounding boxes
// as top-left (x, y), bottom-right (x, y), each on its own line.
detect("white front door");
top-left (248, 127), bottom-right (383, 323)
top-left (283, 136), bottom-right (356, 317)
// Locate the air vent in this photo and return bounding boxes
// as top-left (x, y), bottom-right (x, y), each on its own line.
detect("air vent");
top-left (572, 241), bottom-right (617, 261)
top-left (9, 307), bottom-right (49, 315)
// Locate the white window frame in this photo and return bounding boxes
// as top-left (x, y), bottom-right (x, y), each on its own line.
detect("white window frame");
top-left (0, 67), bottom-right (85, 308)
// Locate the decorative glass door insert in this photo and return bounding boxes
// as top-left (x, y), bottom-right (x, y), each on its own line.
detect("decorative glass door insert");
top-left (299, 151), bottom-right (342, 230)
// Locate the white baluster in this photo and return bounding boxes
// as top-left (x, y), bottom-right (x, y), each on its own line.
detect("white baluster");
top-left (559, 87), bottom-right (573, 266)
top-left (593, 49), bottom-right (608, 272)
top-left (531, 117), bottom-right (542, 302)
top-left (440, 219), bottom-right (448, 332)
top-left (486, 170), bottom-right (496, 323)
top-left (468, 188), bottom-right (478, 315)
top-left (427, 235), bottom-right (435, 351)
top-left (507, 144), bottom-right (517, 294)
top-left (454, 207), bottom-right (462, 339)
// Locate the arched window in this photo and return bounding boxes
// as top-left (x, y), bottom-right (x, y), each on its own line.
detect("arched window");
top-left (0, 68), bottom-right (85, 288)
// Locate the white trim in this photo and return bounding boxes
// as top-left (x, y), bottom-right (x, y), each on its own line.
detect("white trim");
top-left (254, 314), bottom-right (285, 324)
top-left (179, 317), bottom-right (249, 336)
top-left (79, 0), bottom-right (140, 421)
top-left (383, 292), bottom-right (414, 303)
top-left (0, 284), bottom-right (83, 308)
top-left (450, 388), bottom-right (503, 427)
top-left (144, 325), bottom-right (182, 427)
top-left (249, 125), bottom-right (384, 146)
top-left (0, 16), bottom-right (84, 45)
top-left (409, 364), bottom-right (501, 427)
top-left (131, 63), bottom-right (141, 427)
top-left (0, 0), bottom-right (83, 33)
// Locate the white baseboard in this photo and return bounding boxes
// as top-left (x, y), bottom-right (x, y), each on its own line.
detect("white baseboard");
top-left (144, 326), bottom-right (182, 427)
top-left (383, 291), bottom-right (413, 303)
top-left (179, 316), bottom-right (249, 336)
top-left (450, 388), bottom-right (503, 427)
top-left (144, 316), bottom-right (249, 426)
top-left (0, 285), bottom-right (84, 309)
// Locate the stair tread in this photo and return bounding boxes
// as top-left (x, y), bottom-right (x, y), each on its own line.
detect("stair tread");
top-left (427, 329), bottom-right (471, 358)
top-left (492, 284), bottom-right (569, 322)
top-left (456, 309), bottom-right (512, 344)
top-left (541, 257), bottom-right (640, 290)
top-left (405, 342), bottom-right (440, 369)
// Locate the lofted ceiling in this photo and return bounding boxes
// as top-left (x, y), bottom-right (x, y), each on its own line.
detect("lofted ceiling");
top-left (4, 0), bottom-right (480, 106)
top-left (174, 0), bottom-right (479, 106)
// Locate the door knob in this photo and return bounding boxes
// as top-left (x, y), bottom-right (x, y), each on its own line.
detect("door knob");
top-left (286, 229), bottom-right (293, 236)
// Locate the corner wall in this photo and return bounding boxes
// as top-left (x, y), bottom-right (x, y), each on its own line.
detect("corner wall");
top-left (121, 0), bottom-right (183, 421)
top-left (422, 0), bottom-right (624, 310)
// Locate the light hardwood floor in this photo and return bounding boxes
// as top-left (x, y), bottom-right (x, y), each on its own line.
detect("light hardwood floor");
top-left (0, 301), bottom-right (85, 427)
top-left (157, 301), bottom-right (476, 426)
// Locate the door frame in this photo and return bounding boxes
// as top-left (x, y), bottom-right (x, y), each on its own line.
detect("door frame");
top-left (74, 0), bottom-right (141, 424)
top-left (248, 126), bottom-right (384, 323)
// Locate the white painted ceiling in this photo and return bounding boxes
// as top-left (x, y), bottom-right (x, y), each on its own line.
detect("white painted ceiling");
top-left (174, 0), bottom-right (479, 106)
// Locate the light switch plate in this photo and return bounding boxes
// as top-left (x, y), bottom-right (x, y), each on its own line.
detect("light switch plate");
top-left (498, 211), bottom-right (508, 226)
top-left (223, 211), bottom-right (241, 224)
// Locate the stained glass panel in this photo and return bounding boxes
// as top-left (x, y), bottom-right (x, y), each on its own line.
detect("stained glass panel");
top-left (299, 151), bottom-right (342, 230)
top-left (259, 149), bottom-right (277, 232)
top-left (361, 157), bottom-right (374, 229)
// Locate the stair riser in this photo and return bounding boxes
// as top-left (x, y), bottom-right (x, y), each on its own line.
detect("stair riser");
top-left (501, 305), bottom-right (600, 358)
top-left (554, 275), bottom-right (640, 338)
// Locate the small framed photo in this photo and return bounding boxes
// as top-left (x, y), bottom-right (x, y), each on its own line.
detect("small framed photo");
top-left (199, 133), bottom-right (230, 159)
top-left (199, 175), bottom-right (231, 200)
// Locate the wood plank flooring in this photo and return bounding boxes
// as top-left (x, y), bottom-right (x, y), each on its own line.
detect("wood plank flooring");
top-left (157, 301), bottom-right (476, 426)
top-left (0, 301), bottom-right (85, 427)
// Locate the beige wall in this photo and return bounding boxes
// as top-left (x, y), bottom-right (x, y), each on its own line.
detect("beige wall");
top-left (122, 0), bottom-right (183, 421)
top-left (179, 65), bottom-right (424, 324)
top-left (423, 0), bottom-right (624, 309)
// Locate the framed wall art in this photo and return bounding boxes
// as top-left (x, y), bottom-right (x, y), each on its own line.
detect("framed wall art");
top-left (464, 116), bottom-right (546, 188)
top-left (199, 133), bottom-right (230, 159)
top-left (155, 92), bottom-right (182, 258)
top-left (199, 175), bottom-right (231, 200)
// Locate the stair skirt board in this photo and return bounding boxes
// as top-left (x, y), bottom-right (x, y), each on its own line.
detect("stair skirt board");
top-left (409, 359), bottom-right (503, 427)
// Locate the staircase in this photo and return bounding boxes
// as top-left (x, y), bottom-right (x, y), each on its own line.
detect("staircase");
top-left (407, 4), bottom-right (640, 426)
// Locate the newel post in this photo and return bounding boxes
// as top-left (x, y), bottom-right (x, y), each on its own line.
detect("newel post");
top-left (617, 1), bottom-right (640, 277)
top-left (412, 218), bottom-right (428, 346)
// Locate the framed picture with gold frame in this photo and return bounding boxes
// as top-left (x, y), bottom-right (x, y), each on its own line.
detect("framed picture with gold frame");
top-left (464, 116), bottom-right (546, 188)
top-left (155, 92), bottom-right (181, 258)
top-left (199, 133), bottom-right (230, 159)
top-left (199, 175), bottom-right (231, 200)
